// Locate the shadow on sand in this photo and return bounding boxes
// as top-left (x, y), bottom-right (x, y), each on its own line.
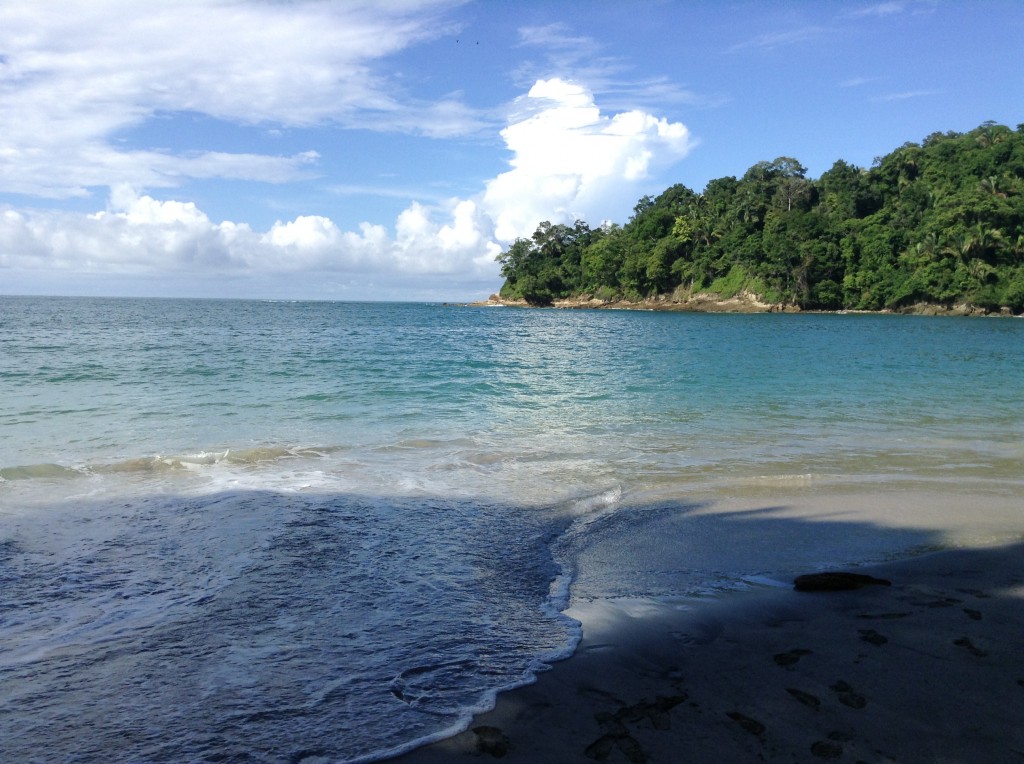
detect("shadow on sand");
top-left (3, 489), bottom-right (1022, 763)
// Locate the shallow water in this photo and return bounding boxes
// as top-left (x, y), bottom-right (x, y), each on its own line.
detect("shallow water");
top-left (2, 297), bottom-right (1022, 762)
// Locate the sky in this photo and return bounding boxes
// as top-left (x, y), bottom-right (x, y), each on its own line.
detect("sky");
top-left (1, 1), bottom-right (1022, 302)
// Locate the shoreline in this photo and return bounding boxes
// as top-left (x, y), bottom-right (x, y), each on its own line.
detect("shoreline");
top-left (394, 540), bottom-right (1024, 763)
top-left (464, 293), bottom-right (1021, 317)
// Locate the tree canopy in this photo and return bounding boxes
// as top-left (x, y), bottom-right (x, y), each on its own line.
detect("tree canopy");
top-left (496, 122), bottom-right (1024, 312)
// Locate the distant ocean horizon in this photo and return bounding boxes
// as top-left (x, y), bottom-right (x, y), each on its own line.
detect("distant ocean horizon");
top-left (3, 296), bottom-right (1022, 762)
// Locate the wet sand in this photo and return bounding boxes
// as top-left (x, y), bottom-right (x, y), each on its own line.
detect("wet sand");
top-left (395, 541), bottom-right (1024, 763)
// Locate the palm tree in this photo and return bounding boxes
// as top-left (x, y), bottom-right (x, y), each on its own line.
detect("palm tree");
top-left (971, 224), bottom-right (1002, 261)
top-left (888, 144), bottom-right (921, 191)
top-left (943, 232), bottom-right (977, 265)
top-left (912, 232), bottom-right (941, 262)
top-left (974, 121), bottom-right (1010, 148)
top-left (967, 258), bottom-right (996, 284)
top-left (1013, 234), bottom-right (1024, 263)
top-left (979, 176), bottom-right (1008, 198)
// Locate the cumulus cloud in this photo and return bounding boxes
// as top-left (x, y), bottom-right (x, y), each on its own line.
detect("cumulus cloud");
top-left (482, 79), bottom-right (693, 240)
top-left (1, 78), bottom-right (691, 298)
top-left (0, 0), bottom-right (699, 299)
top-left (1, 187), bottom-right (500, 278)
top-left (1, 186), bottom-right (253, 273)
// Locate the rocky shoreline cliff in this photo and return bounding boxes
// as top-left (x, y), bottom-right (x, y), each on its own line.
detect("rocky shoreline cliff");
top-left (468, 291), bottom-right (1018, 316)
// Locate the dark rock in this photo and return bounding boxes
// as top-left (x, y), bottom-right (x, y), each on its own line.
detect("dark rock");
top-left (794, 572), bottom-right (892, 592)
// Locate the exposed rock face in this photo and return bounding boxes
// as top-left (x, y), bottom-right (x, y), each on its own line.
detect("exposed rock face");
top-left (793, 572), bottom-right (892, 592)
top-left (549, 291), bottom-right (793, 313)
top-left (469, 293), bottom-right (1016, 316)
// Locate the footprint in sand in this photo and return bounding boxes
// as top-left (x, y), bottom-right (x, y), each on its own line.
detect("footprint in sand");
top-left (858, 628), bottom-right (888, 646)
top-left (472, 726), bottom-right (510, 758)
top-left (963, 607), bottom-right (982, 621)
top-left (726, 711), bottom-right (766, 736)
top-left (584, 695), bottom-right (688, 761)
top-left (912, 595), bottom-right (963, 608)
top-left (773, 648), bottom-right (812, 667)
top-left (856, 611), bottom-right (910, 620)
top-left (786, 688), bottom-right (821, 710)
top-left (583, 731), bottom-right (645, 764)
top-left (810, 739), bottom-right (843, 759)
top-left (586, 714), bottom-right (634, 762)
top-left (810, 731), bottom-right (853, 760)
top-left (615, 695), bottom-right (688, 731)
top-left (957, 588), bottom-right (991, 599)
top-left (953, 636), bottom-right (989, 657)
top-left (830, 680), bottom-right (867, 709)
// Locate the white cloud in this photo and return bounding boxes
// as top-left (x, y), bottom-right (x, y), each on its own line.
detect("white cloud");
top-left (0, 0), bottom-right (468, 198)
top-left (2, 187), bottom-right (254, 273)
top-left (1, 79), bottom-right (691, 299)
top-left (844, 2), bottom-right (906, 18)
top-left (482, 79), bottom-right (693, 241)
top-left (0, 3), bottom-right (696, 299)
top-left (513, 22), bottom-right (629, 102)
top-left (840, 76), bottom-right (880, 88)
top-left (518, 23), bottom-right (597, 52)
top-left (1, 187), bottom-right (498, 278)
top-left (872, 89), bottom-right (942, 102)
top-left (265, 216), bottom-right (343, 252)
top-left (729, 26), bottom-right (828, 51)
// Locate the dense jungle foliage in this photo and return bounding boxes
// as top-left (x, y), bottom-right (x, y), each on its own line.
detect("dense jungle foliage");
top-left (496, 121), bottom-right (1024, 311)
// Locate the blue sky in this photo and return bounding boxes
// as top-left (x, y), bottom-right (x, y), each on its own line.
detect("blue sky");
top-left (1, 0), bottom-right (1021, 301)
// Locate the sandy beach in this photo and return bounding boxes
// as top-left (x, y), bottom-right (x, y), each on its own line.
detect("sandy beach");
top-left (395, 539), bottom-right (1024, 763)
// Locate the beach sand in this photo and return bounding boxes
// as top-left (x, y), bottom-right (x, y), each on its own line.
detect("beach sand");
top-left (395, 540), bottom-right (1024, 763)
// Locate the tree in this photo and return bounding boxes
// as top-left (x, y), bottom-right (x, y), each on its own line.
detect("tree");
top-left (580, 225), bottom-right (625, 293)
top-left (494, 121), bottom-right (1024, 313)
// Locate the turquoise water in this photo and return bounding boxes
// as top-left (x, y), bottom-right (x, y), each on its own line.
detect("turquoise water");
top-left (2, 297), bottom-right (1022, 762)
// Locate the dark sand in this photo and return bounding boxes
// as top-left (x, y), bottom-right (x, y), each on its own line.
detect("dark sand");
top-left (395, 541), bottom-right (1024, 763)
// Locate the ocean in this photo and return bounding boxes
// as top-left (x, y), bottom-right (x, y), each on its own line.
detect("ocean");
top-left (2, 296), bottom-right (1022, 762)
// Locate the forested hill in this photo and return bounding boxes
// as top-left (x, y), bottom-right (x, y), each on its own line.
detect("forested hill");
top-left (495, 121), bottom-right (1024, 313)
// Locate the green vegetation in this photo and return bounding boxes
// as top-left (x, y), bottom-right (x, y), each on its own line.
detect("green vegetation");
top-left (496, 122), bottom-right (1024, 313)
